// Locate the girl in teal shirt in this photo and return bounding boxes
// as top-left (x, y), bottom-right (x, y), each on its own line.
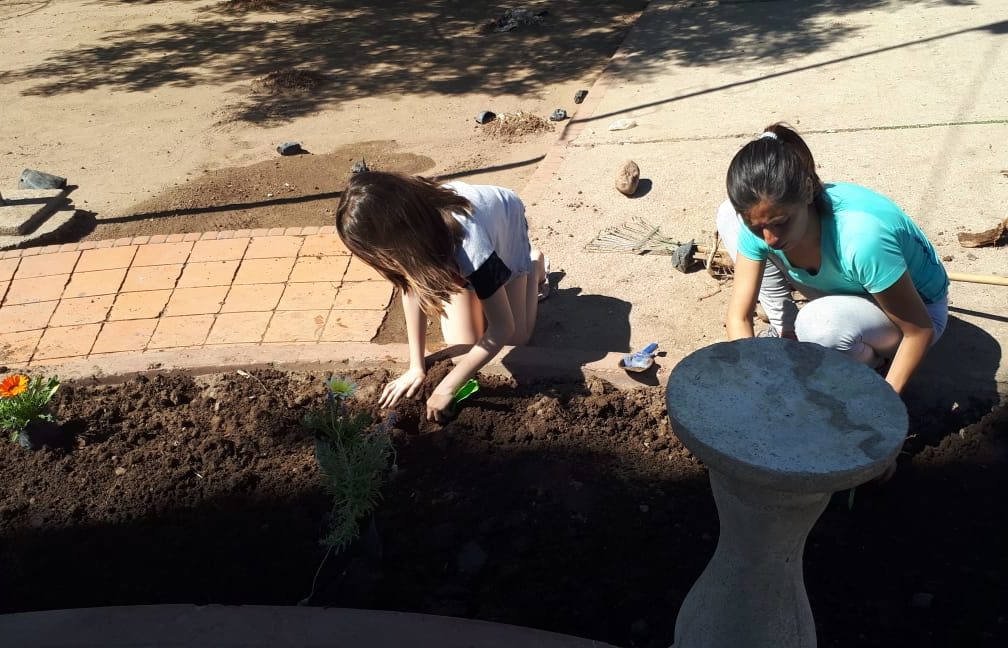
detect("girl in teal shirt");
top-left (717, 123), bottom-right (949, 395)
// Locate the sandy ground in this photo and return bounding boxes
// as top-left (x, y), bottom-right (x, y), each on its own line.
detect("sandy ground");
top-left (1, 0), bottom-right (645, 237)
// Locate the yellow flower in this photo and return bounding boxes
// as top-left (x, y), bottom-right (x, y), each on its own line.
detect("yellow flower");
top-left (0, 374), bottom-right (29, 399)
top-left (325, 376), bottom-right (358, 400)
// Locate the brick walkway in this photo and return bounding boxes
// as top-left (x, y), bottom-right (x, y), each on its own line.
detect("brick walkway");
top-left (0, 227), bottom-right (393, 366)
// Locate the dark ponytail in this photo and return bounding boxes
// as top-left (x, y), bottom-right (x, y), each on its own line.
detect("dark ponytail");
top-left (726, 123), bottom-right (826, 219)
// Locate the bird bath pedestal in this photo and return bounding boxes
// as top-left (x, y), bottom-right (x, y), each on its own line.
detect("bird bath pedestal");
top-left (665, 339), bottom-right (907, 648)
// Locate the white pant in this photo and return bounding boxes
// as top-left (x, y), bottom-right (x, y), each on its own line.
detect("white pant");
top-left (716, 200), bottom-right (948, 367)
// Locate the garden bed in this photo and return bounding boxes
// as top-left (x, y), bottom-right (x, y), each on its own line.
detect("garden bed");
top-left (0, 364), bottom-right (1005, 648)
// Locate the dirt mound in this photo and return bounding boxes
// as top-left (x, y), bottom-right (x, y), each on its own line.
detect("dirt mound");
top-left (481, 112), bottom-right (556, 142)
top-left (250, 68), bottom-right (323, 95)
top-left (0, 365), bottom-right (1004, 647)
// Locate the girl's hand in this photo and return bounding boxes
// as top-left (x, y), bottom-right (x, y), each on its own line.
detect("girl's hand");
top-left (379, 367), bottom-right (426, 408)
top-left (426, 392), bottom-right (456, 423)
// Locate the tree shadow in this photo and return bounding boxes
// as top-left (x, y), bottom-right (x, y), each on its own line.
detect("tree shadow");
top-left (3, 0), bottom-right (985, 127)
top-left (615, 0), bottom-right (979, 70)
top-left (2, 0), bottom-right (650, 124)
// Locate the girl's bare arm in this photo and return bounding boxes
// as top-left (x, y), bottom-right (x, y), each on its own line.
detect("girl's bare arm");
top-left (726, 255), bottom-right (764, 340)
top-left (872, 272), bottom-right (934, 394)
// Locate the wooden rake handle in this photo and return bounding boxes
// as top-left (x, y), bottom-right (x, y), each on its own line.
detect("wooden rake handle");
top-left (697, 248), bottom-right (1007, 287)
top-left (948, 272), bottom-right (1008, 287)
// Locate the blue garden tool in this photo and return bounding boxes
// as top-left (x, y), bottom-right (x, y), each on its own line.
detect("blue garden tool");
top-left (619, 342), bottom-right (659, 372)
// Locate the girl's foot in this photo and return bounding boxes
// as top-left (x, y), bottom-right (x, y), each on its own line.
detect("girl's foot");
top-left (537, 256), bottom-right (552, 302)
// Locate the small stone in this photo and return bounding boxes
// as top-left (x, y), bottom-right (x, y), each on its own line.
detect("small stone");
top-left (608, 118), bottom-right (637, 131)
top-left (114, 467), bottom-right (127, 476)
top-left (574, 89), bottom-right (588, 104)
top-left (911, 592), bottom-right (934, 609)
top-left (616, 160), bottom-right (640, 196)
top-left (549, 108), bottom-right (567, 121)
top-left (276, 141), bottom-right (303, 156)
top-left (942, 255), bottom-right (953, 262)
top-left (475, 111), bottom-right (496, 125)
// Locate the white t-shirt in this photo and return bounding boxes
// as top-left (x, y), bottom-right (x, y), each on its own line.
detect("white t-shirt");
top-left (444, 181), bottom-right (532, 299)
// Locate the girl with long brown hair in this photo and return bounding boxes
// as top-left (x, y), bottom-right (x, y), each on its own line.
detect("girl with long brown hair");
top-left (336, 171), bottom-right (547, 422)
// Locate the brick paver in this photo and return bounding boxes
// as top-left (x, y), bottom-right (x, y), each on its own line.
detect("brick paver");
top-left (220, 284), bottom-right (284, 312)
top-left (189, 238), bottom-right (249, 262)
top-left (91, 319), bottom-right (157, 354)
top-left (277, 282), bottom-right (340, 311)
top-left (334, 282), bottom-right (394, 310)
top-left (15, 251), bottom-right (79, 278)
top-left (164, 286), bottom-right (229, 316)
top-left (49, 295), bottom-right (115, 327)
top-left (176, 260), bottom-right (240, 288)
top-left (77, 246), bottom-right (136, 272)
top-left (323, 310), bottom-right (386, 342)
top-left (0, 233), bottom-right (397, 366)
top-left (148, 315), bottom-right (214, 349)
top-left (6, 274), bottom-right (68, 305)
top-left (207, 312), bottom-right (272, 344)
top-left (132, 242), bottom-right (193, 266)
top-left (64, 268), bottom-right (127, 298)
top-left (233, 257), bottom-right (295, 284)
top-left (0, 300), bottom-right (57, 333)
top-left (0, 329), bottom-right (44, 363)
top-left (109, 290), bottom-right (172, 320)
top-left (264, 310), bottom-right (328, 342)
top-left (344, 257), bottom-right (384, 281)
top-left (34, 323), bottom-right (100, 360)
top-left (289, 256), bottom-right (350, 282)
top-left (121, 264), bottom-right (183, 292)
top-left (0, 258), bottom-right (20, 282)
top-left (247, 236), bottom-right (303, 259)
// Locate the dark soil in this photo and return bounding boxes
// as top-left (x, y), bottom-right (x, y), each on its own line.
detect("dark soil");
top-left (1, 365), bottom-right (1005, 648)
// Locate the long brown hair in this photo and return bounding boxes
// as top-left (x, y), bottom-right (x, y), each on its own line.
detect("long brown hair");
top-left (726, 122), bottom-right (828, 220)
top-left (335, 171), bottom-right (471, 317)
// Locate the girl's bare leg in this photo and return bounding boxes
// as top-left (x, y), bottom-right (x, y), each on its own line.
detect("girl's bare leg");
top-left (506, 248), bottom-right (545, 346)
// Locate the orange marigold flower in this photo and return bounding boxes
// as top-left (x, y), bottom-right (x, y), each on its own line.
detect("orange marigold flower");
top-left (0, 374), bottom-right (29, 398)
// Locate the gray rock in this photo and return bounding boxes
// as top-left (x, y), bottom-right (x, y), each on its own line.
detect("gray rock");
top-left (19, 168), bottom-right (66, 190)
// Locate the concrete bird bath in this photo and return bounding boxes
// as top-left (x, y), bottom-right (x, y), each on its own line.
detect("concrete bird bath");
top-left (664, 339), bottom-right (907, 648)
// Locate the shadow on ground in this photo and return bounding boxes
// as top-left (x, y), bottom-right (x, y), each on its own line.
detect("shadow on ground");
top-left (4, 1), bottom-right (987, 126)
top-left (904, 315), bottom-right (1002, 452)
top-left (2, 0), bottom-right (647, 124)
top-left (576, 0), bottom-right (1001, 124)
top-left (531, 271), bottom-right (633, 354)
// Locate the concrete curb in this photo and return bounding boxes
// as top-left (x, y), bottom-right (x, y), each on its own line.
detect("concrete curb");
top-left (0, 604), bottom-right (620, 648)
top-left (21, 341), bottom-right (674, 391)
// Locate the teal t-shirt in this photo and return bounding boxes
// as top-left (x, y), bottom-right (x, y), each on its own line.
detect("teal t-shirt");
top-left (738, 182), bottom-right (948, 304)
